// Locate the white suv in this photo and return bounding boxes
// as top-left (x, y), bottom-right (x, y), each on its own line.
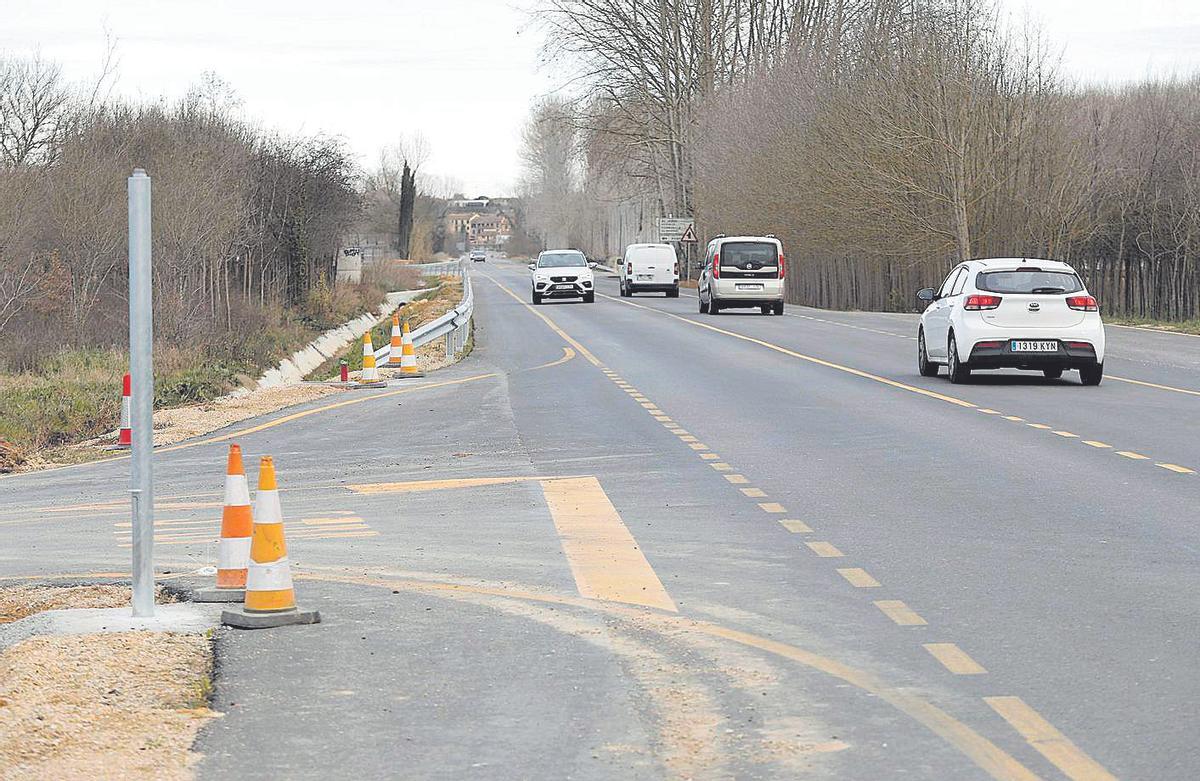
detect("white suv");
top-left (917, 258), bottom-right (1105, 385)
top-left (698, 235), bottom-right (785, 315)
top-left (529, 250), bottom-right (597, 304)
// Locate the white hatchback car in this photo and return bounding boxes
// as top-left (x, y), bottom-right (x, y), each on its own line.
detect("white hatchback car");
top-left (917, 259), bottom-right (1105, 385)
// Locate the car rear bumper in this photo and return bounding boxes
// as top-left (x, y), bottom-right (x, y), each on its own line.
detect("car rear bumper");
top-left (629, 282), bottom-right (678, 292)
top-left (712, 279), bottom-right (783, 301)
top-left (967, 339), bottom-right (1101, 369)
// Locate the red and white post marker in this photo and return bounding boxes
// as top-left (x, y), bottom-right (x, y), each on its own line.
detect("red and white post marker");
top-left (117, 372), bottom-right (132, 448)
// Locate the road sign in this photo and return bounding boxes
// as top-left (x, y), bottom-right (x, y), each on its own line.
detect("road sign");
top-left (657, 217), bottom-right (694, 242)
top-left (679, 224), bottom-right (697, 243)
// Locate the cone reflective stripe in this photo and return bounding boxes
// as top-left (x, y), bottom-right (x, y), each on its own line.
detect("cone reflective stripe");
top-left (215, 444), bottom-right (253, 589)
top-left (386, 312), bottom-right (403, 366)
top-left (399, 318), bottom-right (422, 376)
top-left (359, 331), bottom-right (383, 385)
top-left (243, 456), bottom-right (297, 613)
top-left (117, 373), bottom-right (132, 447)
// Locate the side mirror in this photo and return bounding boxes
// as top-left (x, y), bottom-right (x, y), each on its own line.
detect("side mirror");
top-left (916, 288), bottom-right (936, 302)
top-left (527, 263), bottom-right (536, 271)
top-left (588, 261), bottom-right (598, 269)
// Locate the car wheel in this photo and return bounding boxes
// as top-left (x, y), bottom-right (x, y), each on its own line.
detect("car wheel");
top-left (774, 302), bottom-right (784, 315)
top-left (760, 305), bottom-right (771, 315)
top-left (918, 329), bottom-right (939, 377)
top-left (532, 292), bottom-right (542, 305)
top-left (583, 292), bottom-right (595, 303)
top-left (1079, 363), bottom-right (1103, 386)
top-left (699, 295), bottom-right (708, 314)
top-left (667, 287), bottom-right (679, 298)
top-left (1043, 368), bottom-right (1064, 379)
top-left (947, 333), bottom-right (970, 383)
top-left (709, 298), bottom-right (721, 315)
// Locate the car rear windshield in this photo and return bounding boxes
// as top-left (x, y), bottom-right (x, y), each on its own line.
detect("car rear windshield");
top-left (720, 242), bottom-right (778, 268)
top-left (539, 252), bottom-right (587, 268)
top-left (975, 269), bottom-right (1083, 294)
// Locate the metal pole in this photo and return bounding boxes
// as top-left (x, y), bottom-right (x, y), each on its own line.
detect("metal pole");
top-left (128, 169), bottom-right (155, 617)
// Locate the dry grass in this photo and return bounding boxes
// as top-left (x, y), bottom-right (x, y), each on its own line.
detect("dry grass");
top-left (0, 584), bottom-right (176, 624)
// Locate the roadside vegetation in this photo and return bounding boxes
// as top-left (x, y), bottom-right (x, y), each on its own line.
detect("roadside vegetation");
top-left (523, 0), bottom-right (1200, 322)
top-left (0, 59), bottom-right (423, 471)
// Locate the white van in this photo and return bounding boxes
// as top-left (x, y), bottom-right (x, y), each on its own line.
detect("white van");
top-left (619, 243), bottom-right (680, 297)
top-left (698, 235), bottom-right (785, 315)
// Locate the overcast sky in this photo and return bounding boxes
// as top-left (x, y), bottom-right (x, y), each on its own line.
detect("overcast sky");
top-left (2, 1), bottom-right (1198, 196)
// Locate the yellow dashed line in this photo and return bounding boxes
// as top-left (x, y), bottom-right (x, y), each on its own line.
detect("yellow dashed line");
top-left (699, 453), bottom-right (720, 461)
top-left (1027, 423), bottom-right (1052, 430)
top-left (1082, 441), bottom-right (1111, 449)
top-left (1156, 463), bottom-right (1196, 474)
top-left (678, 434), bottom-right (699, 443)
top-left (653, 415), bottom-right (672, 421)
top-left (924, 643), bottom-right (987, 675)
top-left (688, 443), bottom-right (709, 451)
top-left (1052, 431), bottom-right (1079, 438)
top-left (725, 474), bottom-right (749, 484)
top-left (1003, 415), bottom-right (1025, 422)
top-left (836, 567), bottom-right (880, 587)
top-left (741, 487), bottom-right (767, 498)
top-left (1117, 451), bottom-right (1149, 460)
top-left (758, 502), bottom-right (786, 513)
top-left (977, 409), bottom-right (1001, 415)
top-left (874, 600), bottom-right (927, 626)
top-left (985, 696), bottom-right (1118, 781)
top-left (806, 541), bottom-right (845, 558)
top-left (779, 519), bottom-right (812, 533)
top-left (711, 463), bottom-right (734, 471)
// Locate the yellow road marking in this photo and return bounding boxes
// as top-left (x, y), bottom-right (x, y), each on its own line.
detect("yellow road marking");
top-left (740, 487), bottom-right (767, 497)
top-left (725, 474), bottom-right (749, 484)
top-left (806, 541), bottom-right (844, 558)
top-left (874, 600), bottom-right (927, 626)
top-left (1156, 463), bottom-right (1196, 474)
top-left (485, 275), bottom-right (604, 366)
top-left (1082, 441), bottom-right (1111, 448)
top-left (672, 429), bottom-right (690, 435)
top-left (711, 463), bottom-right (734, 471)
top-left (1052, 431), bottom-right (1079, 438)
top-left (530, 346), bottom-right (576, 370)
top-left (348, 475), bottom-right (581, 494)
top-left (837, 567), bottom-right (880, 587)
top-left (1108, 374), bottom-right (1200, 397)
top-left (699, 453), bottom-right (720, 461)
top-left (678, 434), bottom-right (699, 442)
top-left (985, 696), bottom-right (1117, 781)
top-left (1116, 451), bottom-right (1149, 460)
top-left (924, 643), bottom-right (987, 675)
top-left (301, 516), bottom-right (367, 525)
top-left (1003, 415), bottom-right (1025, 422)
top-left (977, 409), bottom-right (1001, 414)
top-left (688, 443), bottom-right (709, 451)
top-left (758, 502), bottom-right (786, 513)
top-left (1027, 423), bottom-right (1051, 430)
top-left (540, 477), bottom-right (676, 612)
top-left (779, 519), bottom-right (813, 533)
top-left (600, 293), bottom-right (979, 409)
top-left (653, 415), bottom-right (672, 421)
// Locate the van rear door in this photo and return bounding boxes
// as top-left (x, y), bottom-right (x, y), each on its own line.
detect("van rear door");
top-left (629, 245), bottom-right (678, 284)
top-left (718, 241), bottom-right (779, 279)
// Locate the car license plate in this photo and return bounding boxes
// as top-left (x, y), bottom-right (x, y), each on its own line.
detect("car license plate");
top-left (1011, 340), bottom-right (1058, 352)
top-left (554, 284), bottom-right (574, 290)
top-left (736, 283), bottom-right (763, 291)
top-left (637, 274), bottom-right (653, 280)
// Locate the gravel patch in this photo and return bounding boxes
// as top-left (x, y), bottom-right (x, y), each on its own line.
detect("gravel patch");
top-left (0, 585), bottom-right (175, 625)
top-left (150, 383), bottom-right (345, 446)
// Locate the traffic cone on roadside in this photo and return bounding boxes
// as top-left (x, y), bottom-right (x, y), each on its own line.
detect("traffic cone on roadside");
top-left (355, 331), bottom-right (387, 388)
top-left (114, 373), bottom-right (132, 449)
top-left (195, 444), bottom-right (253, 603)
top-left (221, 456), bottom-right (320, 629)
top-left (384, 312), bottom-right (404, 367)
top-left (398, 318), bottom-right (425, 378)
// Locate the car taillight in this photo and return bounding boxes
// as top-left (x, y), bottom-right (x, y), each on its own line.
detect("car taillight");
top-left (1066, 295), bottom-right (1098, 311)
top-left (626, 262), bottom-right (632, 275)
top-left (712, 253), bottom-right (720, 279)
top-left (673, 261), bottom-right (679, 275)
top-left (778, 253), bottom-right (785, 279)
top-left (974, 340), bottom-right (1003, 349)
top-left (963, 294), bottom-right (1002, 310)
top-left (1065, 341), bottom-right (1094, 350)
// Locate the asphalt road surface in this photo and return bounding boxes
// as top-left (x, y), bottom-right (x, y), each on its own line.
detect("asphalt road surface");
top-left (2, 258), bottom-right (1197, 780)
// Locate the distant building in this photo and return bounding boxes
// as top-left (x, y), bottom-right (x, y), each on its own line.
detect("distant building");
top-left (469, 213), bottom-right (512, 249)
top-left (439, 195), bottom-right (519, 251)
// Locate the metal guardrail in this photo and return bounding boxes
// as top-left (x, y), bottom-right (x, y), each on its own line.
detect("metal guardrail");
top-left (374, 259), bottom-right (472, 363)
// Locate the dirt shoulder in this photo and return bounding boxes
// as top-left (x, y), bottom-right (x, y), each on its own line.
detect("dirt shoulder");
top-left (0, 585), bottom-right (215, 781)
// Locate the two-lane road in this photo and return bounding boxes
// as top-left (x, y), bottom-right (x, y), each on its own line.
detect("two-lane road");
top-left (2, 258), bottom-right (1196, 779)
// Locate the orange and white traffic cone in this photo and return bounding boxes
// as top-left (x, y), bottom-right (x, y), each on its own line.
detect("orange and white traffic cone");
top-left (195, 444), bottom-right (254, 603)
top-left (221, 456), bottom-right (320, 629)
top-left (115, 373), bottom-right (132, 448)
top-left (398, 318), bottom-right (425, 378)
top-left (355, 331), bottom-right (387, 388)
top-left (384, 312), bottom-right (404, 367)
